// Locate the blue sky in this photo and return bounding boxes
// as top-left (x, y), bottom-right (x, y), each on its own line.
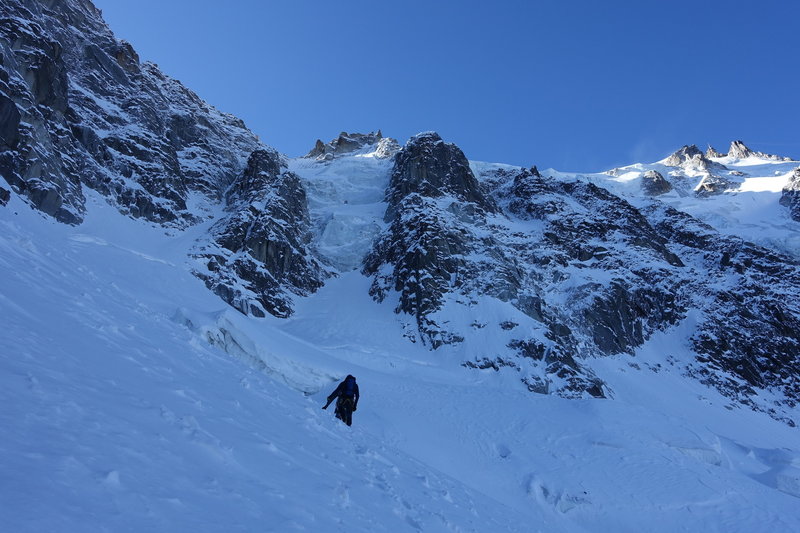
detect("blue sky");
top-left (93, 0), bottom-right (799, 171)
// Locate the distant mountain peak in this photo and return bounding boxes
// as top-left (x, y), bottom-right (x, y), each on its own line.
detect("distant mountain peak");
top-left (663, 144), bottom-right (719, 172)
top-left (304, 130), bottom-right (399, 161)
top-left (727, 140), bottom-right (792, 161)
top-left (728, 140), bottom-right (754, 159)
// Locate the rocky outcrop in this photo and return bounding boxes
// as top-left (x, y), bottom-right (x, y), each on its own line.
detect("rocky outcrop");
top-left (193, 149), bottom-right (329, 317)
top-left (780, 167), bottom-right (800, 222)
top-left (385, 132), bottom-right (497, 218)
top-left (728, 140), bottom-right (791, 161)
top-left (365, 142), bottom-right (611, 397)
top-left (305, 131), bottom-right (399, 161)
top-left (664, 145), bottom-right (727, 173)
top-left (365, 132), bottom-right (502, 347)
top-left (706, 146), bottom-right (723, 159)
top-left (0, 0), bottom-right (324, 320)
top-left (695, 173), bottom-right (733, 197)
top-left (728, 140), bottom-right (753, 159)
top-left (0, 0), bottom-right (260, 225)
top-left (374, 137), bottom-right (401, 159)
top-left (641, 170), bottom-right (672, 196)
top-left (664, 145), bottom-right (706, 168)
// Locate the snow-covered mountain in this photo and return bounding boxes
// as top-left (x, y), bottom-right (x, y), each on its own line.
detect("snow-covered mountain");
top-left (2, 1), bottom-right (800, 531)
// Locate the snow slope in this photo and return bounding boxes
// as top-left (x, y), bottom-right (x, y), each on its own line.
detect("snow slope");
top-left (2, 163), bottom-right (800, 532)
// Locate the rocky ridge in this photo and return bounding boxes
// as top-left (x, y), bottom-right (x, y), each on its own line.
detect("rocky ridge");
top-left (305, 130), bottom-right (400, 162)
top-left (0, 0), bottom-right (260, 225)
top-left (728, 140), bottom-right (791, 161)
top-left (660, 144), bottom-right (734, 196)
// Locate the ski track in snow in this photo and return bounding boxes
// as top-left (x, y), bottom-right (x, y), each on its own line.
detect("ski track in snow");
top-left (2, 152), bottom-right (800, 532)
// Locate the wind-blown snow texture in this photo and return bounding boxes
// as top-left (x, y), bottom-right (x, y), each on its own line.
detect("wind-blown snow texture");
top-left (2, 1), bottom-right (800, 531)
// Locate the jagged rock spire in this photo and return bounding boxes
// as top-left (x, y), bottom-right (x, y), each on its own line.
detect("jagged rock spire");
top-left (728, 140), bottom-right (754, 159)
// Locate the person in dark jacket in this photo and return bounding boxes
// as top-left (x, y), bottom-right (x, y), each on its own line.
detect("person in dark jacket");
top-left (322, 375), bottom-right (359, 426)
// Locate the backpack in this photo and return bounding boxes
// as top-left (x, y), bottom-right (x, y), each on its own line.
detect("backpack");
top-left (343, 377), bottom-right (356, 398)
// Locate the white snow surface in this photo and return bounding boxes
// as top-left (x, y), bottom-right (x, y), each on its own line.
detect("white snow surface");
top-left (2, 152), bottom-right (800, 532)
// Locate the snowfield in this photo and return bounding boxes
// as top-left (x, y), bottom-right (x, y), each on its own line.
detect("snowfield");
top-left (556, 155), bottom-right (800, 260)
top-left (2, 149), bottom-right (800, 532)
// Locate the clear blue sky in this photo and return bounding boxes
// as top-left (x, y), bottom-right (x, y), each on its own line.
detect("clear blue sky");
top-left (93, 0), bottom-right (799, 171)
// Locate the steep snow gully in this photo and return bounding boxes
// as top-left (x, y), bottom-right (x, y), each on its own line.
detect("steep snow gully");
top-left (2, 148), bottom-right (800, 532)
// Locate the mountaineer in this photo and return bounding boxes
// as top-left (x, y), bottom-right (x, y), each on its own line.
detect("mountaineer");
top-left (322, 375), bottom-right (359, 426)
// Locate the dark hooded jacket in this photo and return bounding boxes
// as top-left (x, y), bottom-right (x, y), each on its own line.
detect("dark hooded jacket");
top-left (327, 375), bottom-right (359, 409)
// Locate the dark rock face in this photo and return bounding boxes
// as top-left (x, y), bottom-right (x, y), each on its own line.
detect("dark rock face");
top-left (365, 137), bottom-right (689, 398)
top-left (780, 168), bottom-right (800, 222)
top-left (644, 202), bottom-right (800, 424)
top-left (0, 91), bottom-right (21, 148)
top-left (502, 171), bottom-right (800, 418)
top-left (0, 0), bottom-right (342, 330)
top-left (0, 0), bottom-right (261, 225)
top-left (505, 170), bottom-right (685, 354)
top-left (385, 132), bottom-right (497, 218)
top-left (641, 170), bottom-right (672, 196)
top-left (193, 149), bottom-right (329, 317)
top-left (365, 133), bottom-right (502, 348)
top-left (1, 0), bottom-right (330, 320)
top-left (305, 131), bottom-right (399, 161)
